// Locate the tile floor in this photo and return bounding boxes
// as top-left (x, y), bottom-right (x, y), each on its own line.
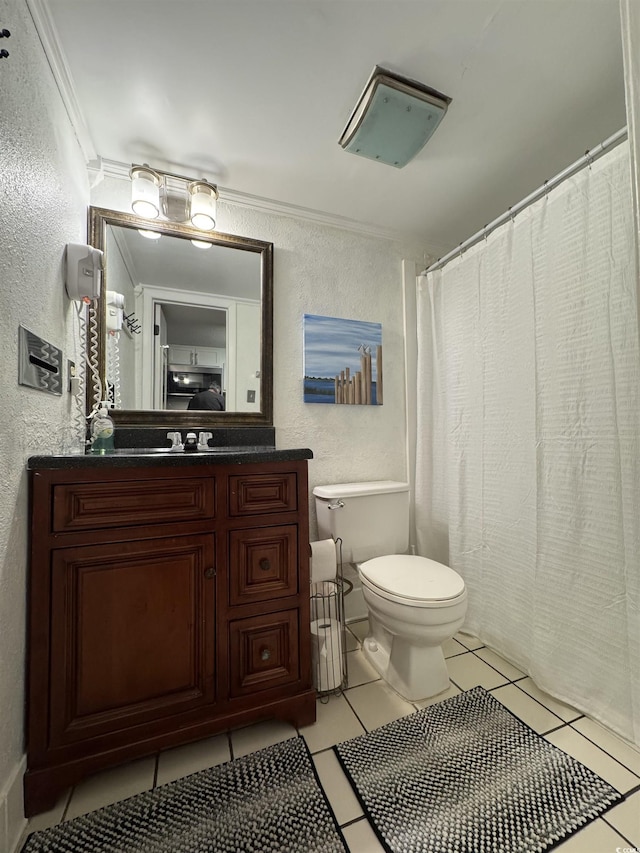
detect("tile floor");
top-left (21, 624), bottom-right (640, 853)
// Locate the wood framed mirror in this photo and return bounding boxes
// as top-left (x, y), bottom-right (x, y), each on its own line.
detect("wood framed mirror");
top-left (88, 207), bottom-right (273, 426)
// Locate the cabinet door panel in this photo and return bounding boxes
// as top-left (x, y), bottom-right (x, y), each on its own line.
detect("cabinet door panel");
top-left (49, 536), bottom-right (215, 745)
top-left (194, 346), bottom-right (219, 367)
top-left (229, 525), bottom-right (298, 605)
top-left (228, 610), bottom-right (299, 696)
top-left (168, 345), bottom-right (194, 365)
top-left (53, 478), bottom-right (215, 532)
top-left (229, 473), bottom-right (297, 516)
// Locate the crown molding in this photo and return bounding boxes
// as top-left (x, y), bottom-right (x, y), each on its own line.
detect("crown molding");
top-left (26, 0), bottom-right (96, 162)
top-left (27, 0), bottom-right (444, 256)
top-left (90, 158), bottom-right (438, 247)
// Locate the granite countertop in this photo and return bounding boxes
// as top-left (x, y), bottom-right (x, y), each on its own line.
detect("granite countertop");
top-left (28, 426), bottom-right (313, 469)
top-left (28, 446), bottom-right (313, 469)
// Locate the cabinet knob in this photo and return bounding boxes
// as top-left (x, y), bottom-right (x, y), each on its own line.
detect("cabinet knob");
top-left (260, 647), bottom-right (271, 661)
top-left (204, 567), bottom-right (216, 579)
top-left (259, 558), bottom-right (271, 571)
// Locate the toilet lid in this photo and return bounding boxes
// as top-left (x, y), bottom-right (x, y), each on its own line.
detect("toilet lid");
top-left (359, 555), bottom-right (465, 602)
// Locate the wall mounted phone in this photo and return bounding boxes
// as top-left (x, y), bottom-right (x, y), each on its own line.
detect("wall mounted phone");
top-left (64, 243), bottom-right (105, 431)
top-left (65, 243), bottom-right (103, 301)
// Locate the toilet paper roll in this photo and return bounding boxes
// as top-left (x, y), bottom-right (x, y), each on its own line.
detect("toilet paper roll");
top-left (310, 539), bottom-right (337, 584)
top-left (311, 618), bottom-right (343, 692)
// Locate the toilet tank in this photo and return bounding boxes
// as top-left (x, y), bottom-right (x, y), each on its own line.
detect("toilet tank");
top-left (313, 481), bottom-right (410, 563)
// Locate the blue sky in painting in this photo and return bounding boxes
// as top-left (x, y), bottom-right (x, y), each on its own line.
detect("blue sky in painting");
top-left (303, 314), bottom-right (382, 378)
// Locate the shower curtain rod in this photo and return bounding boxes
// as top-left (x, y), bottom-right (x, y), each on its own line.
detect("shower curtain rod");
top-left (423, 126), bottom-right (628, 275)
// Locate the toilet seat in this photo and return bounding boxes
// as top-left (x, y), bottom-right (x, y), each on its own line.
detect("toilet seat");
top-left (359, 555), bottom-right (466, 608)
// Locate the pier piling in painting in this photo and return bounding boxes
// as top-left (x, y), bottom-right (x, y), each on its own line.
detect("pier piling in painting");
top-left (333, 346), bottom-right (383, 404)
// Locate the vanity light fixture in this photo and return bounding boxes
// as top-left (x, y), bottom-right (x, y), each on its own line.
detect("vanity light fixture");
top-left (129, 164), bottom-right (219, 231)
top-left (339, 66), bottom-right (451, 168)
top-left (190, 239), bottom-right (212, 249)
top-left (138, 229), bottom-right (162, 240)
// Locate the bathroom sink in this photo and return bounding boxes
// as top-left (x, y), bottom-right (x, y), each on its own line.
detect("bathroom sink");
top-left (110, 446), bottom-right (276, 456)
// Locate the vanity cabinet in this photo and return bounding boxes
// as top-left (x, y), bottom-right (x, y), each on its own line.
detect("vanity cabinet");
top-left (25, 457), bottom-right (315, 816)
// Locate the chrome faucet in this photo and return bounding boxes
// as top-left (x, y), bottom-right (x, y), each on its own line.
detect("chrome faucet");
top-left (166, 431), bottom-right (184, 452)
top-left (198, 431), bottom-right (213, 451)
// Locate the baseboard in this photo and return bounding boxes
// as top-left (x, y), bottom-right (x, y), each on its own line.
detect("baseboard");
top-left (1, 755), bottom-right (27, 853)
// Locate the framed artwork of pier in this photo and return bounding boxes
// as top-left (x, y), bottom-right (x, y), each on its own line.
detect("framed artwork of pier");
top-left (303, 314), bottom-right (383, 405)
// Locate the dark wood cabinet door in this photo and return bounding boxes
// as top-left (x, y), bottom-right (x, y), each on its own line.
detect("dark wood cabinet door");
top-left (48, 535), bottom-right (216, 746)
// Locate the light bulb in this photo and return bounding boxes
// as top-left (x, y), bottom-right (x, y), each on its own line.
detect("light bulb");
top-left (130, 166), bottom-right (161, 219)
top-left (188, 181), bottom-right (218, 231)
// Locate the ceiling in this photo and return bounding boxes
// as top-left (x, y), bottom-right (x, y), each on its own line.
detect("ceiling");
top-left (39, 0), bottom-right (627, 254)
top-left (112, 225), bottom-right (261, 301)
top-left (162, 305), bottom-right (227, 349)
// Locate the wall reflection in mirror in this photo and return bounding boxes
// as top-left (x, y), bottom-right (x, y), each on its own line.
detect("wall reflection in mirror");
top-left (88, 207), bottom-right (273, 426)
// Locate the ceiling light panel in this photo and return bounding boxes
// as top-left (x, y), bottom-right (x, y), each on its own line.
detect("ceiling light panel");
top-left (339, 66), bottom-right (451, 168)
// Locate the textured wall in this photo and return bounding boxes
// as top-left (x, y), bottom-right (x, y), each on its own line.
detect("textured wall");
top-left (0, 0), bottom-right (88, 846)
top-left (91, 178), bottom-right (425, 535)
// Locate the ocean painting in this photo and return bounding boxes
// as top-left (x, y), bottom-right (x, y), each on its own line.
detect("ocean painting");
top-left (303, 314), bottom-right (383, 405)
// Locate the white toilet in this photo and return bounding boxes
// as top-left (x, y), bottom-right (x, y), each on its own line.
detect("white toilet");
top-left (313, 480), bottom-right (467, 701)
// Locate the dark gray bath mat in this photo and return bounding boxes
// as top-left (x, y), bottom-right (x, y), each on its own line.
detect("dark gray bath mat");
top-left (335, 685), bottom-right (624, 853)
top-left (22, 736), bottom-right (346, 853)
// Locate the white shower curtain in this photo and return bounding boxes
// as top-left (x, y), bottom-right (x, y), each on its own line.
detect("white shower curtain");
top-left (415, 141), bottom-right (640, 746)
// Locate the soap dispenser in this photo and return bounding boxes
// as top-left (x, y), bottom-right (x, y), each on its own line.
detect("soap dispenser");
top-left (183, 432), bottom-right (198, 452)
top-left (90, 402), bottom-right (115, 454)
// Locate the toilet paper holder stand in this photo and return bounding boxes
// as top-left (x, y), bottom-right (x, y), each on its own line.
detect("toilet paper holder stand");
top-left (310, 537), bottom-right (347, 701)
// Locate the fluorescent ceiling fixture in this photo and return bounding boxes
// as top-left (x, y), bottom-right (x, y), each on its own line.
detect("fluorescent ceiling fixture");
top-left (339, 66), bottom-right (451, 168)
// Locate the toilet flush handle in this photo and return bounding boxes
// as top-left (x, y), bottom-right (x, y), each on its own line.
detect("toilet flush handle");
top-left (328, 500), bottom-right (344, 510)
